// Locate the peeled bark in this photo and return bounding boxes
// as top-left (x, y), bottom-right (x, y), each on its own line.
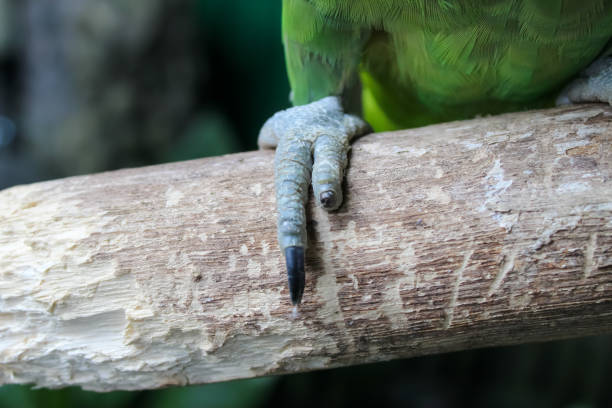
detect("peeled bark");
top-left (0, 104), bottom-right (611, 391)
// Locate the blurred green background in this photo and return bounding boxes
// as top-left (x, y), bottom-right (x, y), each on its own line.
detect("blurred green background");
top-left (0, 1), bottom-right (610, 407)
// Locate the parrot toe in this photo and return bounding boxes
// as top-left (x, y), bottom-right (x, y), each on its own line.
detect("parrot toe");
top-left (311, 133), bottom-right (348, 211)
top-left (258, 96), bottom-right (370, 304)
top-left (319, 190), bottom-right (337, 209)
top-left (557, 56), bottom-right (612, 106)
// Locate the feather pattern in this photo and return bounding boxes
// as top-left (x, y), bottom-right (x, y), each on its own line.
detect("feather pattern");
top-left (283, 0), bottom-right (612, 130)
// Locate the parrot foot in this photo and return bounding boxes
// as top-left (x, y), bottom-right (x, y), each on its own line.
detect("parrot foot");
top-left (556, 55), bottom-right (612, 106)
top-left (258, 96), bottom-right (370, 305)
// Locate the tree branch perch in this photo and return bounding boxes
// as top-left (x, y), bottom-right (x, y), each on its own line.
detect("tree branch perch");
top-left (1, 105), bottom-right (611, 391)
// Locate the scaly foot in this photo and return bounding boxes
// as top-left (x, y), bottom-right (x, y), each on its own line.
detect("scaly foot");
top-left (258, 96), bottom-right (370, 305)
top-left (557, 55), bottom-right (612, 106)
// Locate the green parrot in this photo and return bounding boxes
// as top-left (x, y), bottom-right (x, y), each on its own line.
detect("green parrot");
top-left (258, 0), bottom-right (612, 305)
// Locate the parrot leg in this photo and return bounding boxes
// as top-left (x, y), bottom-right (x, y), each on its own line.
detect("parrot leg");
top-left (556, 55), bottom-right (612, 106)
top-left (258, 96), bottom-right (370, 305)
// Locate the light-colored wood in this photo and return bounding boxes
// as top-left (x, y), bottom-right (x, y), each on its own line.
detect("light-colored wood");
top-left (1, 105), bottom-right (611, 391)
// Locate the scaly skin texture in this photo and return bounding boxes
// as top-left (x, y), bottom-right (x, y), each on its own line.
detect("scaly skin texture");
top-left (558, 55), bottom-right (612, 106)
top-left (259, 97), bottom-right (369, 304)
top-left (261, 0), bottom-right (612, 304)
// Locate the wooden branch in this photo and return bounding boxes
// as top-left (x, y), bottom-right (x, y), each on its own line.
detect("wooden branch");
top-left (1, 105), bottom-right (611, 391)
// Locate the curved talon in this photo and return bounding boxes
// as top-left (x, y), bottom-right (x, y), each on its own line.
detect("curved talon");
top-left (319, 190), bottom-right (337, 209)
top-left (285, 246), bottom-right (305, 305)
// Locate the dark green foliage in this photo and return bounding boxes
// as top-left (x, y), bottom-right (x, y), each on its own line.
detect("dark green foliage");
top-left (2, 336), bottom-right (611, 407)
top-left (0, 385), bottom-right (135, 408)
top-left (0, 377), bottom-right (275, 408)
top-left (192, 0), bottom-right (290, 151)
top-left (144, 377), bottom-right (275, 408)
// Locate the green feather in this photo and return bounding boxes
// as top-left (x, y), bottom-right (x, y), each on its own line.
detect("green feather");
top-left (283, 0), bottom-right (612, 131)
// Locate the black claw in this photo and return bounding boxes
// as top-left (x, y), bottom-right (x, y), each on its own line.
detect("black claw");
top-left (285, 246), bottom-right (305, 305)
top-left (320, 191), bottom-right (337, 209)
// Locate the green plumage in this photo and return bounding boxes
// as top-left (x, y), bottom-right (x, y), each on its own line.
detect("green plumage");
top-left (283, 0), bottom-right (612, 130)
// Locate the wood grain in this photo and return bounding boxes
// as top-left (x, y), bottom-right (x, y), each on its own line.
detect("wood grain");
top-left (0, 104), bottom-right (611, 391)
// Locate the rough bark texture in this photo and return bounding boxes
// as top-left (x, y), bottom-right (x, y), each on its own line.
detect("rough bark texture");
top-left (1, 105), bottom-right (611, 391)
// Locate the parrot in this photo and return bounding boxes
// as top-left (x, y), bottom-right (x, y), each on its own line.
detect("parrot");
top-left (258, 0), bottom-right (612, 306)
